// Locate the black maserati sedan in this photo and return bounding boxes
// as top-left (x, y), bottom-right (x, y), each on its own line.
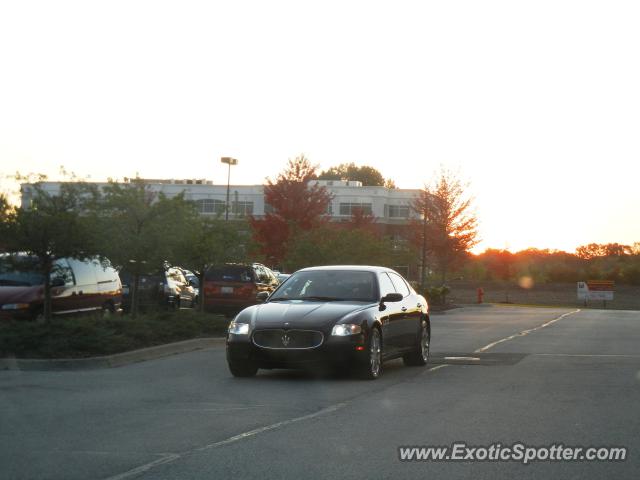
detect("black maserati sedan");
top-left (226, 266), bottom-right (430, 379)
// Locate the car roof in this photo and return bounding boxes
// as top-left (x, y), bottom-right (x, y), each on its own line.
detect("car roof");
top-left (296, 265), bottom-right (397, 274)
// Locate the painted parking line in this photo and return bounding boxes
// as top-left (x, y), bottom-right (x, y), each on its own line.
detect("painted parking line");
top-left (474, 309), bottom-right (581, 353)
top-left (102, 365), bottom-right (450, 480)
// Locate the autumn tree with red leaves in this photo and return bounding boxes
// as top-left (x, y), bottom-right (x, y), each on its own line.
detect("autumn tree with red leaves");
top-left (250, 155), bottom-right (332, 267)
top-left (337, 207), bottom-right (379, 236)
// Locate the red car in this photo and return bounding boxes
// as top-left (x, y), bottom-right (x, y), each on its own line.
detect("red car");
top-left (203, 263), bottom-right (279, 315)
top-left (0, 254), bottom-right (122, 321)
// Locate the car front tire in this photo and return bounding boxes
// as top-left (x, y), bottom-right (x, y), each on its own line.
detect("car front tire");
top-left (403, 320), bottom-right (430, 367)
top-left (228, 359), bottom-right (258, 377)
top-left (101, 302), bottom-right (116, 319)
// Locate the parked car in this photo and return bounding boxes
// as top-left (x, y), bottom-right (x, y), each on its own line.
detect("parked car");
top-left (275, 272), bottom-right (291, 283)
top-left (0, 254), bottom-right (122, 321)
top-left (119, 265), bottom-right (196, 312)
top-left (182, 270), bottom-right (200, 307)
top-left (226, 266), bottom-right (430, 379)
top-left (203, 263), bottom-right (279, 315)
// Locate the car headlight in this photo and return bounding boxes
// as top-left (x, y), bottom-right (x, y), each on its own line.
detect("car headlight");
top-left (228, 322), bottom-right (250, 335)
top-left (331, 324), bottom-right (362, 336)
top-left (1, 303), bottom-right (30, 310)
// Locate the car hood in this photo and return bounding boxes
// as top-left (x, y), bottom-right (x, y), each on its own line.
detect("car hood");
top-left (245, 300), bottom-right (373, 330)
top-left (0, 285), bottom-right (42, 304)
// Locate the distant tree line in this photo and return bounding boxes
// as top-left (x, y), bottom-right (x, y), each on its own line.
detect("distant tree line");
top-left (461, 245), bottom-right (640, 286)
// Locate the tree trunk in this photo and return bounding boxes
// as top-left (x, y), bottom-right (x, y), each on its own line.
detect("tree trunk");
top-left (420, 215), bottom-right (428, 291)
top-left (131, 272), bottom-right (140, 318)
top-left (198, 269), bottom-right (206, 313)
top-left (43, 259), bottom-right (53, 323)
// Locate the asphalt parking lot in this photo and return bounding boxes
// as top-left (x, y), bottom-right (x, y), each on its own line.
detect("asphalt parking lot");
top-left (1, 305), bottom-right (639, 480)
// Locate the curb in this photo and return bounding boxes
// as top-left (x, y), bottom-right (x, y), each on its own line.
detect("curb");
top-left (0, 337), bottom-right (226, 371)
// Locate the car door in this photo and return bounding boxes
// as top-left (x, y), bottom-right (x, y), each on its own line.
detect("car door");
top-left (377, 272), bottom-right (404, 355)
top-left (66, 258), bottom-right (100, 312)
top-left (50, 258), bottom-right (78, 314)
top-left (388, 272), bottom-right (421, 351)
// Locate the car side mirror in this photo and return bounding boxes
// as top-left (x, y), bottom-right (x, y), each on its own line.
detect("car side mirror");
top-left (256, 291), bottom-right (270, 303)
top-left (380, 293), bottom-right (403, 304)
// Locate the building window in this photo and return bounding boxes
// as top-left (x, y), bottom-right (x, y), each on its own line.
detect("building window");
top-left (339, 202), bottom-right (372, 216)
top-left (391, 232), bottom-right (408, 251)
top-left (387, 204), bottom-right (410, 218)
top-left (196, 198), bottom-right (226, 214)
top-left (232, 201), bottom-right (254, 216)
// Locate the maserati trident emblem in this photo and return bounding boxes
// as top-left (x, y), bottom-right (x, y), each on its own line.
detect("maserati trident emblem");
top-left (281, 333), bottom-right (290, 347)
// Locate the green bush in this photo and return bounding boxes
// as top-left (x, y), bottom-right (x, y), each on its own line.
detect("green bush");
top-left (0, 310), bottom-right (229, 359)
top-left (424, 285), bottom-right (451, 305)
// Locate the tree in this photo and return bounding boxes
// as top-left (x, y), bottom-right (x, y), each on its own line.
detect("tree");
top-left (410, 188), bottom-right (433, 290)
top-left (177, 216), bottom-right (247, 311)
top-left (93, 179), bottom-right (193, 317)
top-left (0, 193), bottom-right (12, 219)
top-left (285, 224), bottom-right (394, 271)
top-left (342, 207), bottom-right (379, 236)
top-left (481, 249), bottom-right (516, 302)
top-left (250, 155), bottom-right (332, 267)
top-left (0, 193), bottom-right (15, 251)
top-left (318, 163), bottom-right (396, 188)
top-left (411, 169), bottom-right (479, 285)
top-left (576, 243), bottom-right (631, 259)
top-left (3, 180), bottom-right (100, 322)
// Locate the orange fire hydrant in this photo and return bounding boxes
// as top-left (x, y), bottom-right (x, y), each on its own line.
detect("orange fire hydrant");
top-left (477, 287), bottom-right (484, 304)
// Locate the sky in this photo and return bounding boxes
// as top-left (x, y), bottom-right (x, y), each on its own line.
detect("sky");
top-left (1, 0), bottom-right (639, 253)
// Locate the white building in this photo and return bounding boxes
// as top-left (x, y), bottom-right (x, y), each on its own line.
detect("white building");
top-left (22, 179), bottom-right (421, 225)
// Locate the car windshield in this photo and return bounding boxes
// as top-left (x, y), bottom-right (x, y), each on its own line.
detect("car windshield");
top-left (166, 268), bottom-right (186, 285)
top-left (205, 266), bottom-right (253, 283)
top-left (269, 270), bottom-right (377, 302)
top-left (0, 256), bottom-right (44, 286)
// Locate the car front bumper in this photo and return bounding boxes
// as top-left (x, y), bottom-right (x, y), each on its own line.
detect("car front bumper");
top-left (227, 332), bottom-right (369, 369)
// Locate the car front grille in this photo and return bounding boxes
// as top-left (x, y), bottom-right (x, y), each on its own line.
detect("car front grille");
top-left (252, 329), bottom-right (324, 349)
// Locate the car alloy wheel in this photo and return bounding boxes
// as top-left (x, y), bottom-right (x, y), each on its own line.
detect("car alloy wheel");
top-left (368, 328), bottom-right (382, 379)
top-left (420, 323), bottom-right (430, 362)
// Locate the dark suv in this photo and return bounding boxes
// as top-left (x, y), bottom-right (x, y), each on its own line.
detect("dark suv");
top-left (203, 263), bottom-right (279, 315)
top-left (120, 266), bottom-right (196, 312)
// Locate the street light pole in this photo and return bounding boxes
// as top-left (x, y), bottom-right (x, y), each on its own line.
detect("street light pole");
top-left (220, 157), bottom-right (238, 221)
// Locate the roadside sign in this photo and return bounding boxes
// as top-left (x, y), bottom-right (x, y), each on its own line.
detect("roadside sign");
top-left (577, 282), bottom-right (589, 301)
top-left (587, 280), bottom-right (615, 301)
top-left (578, 280), bottom-right (615, 303)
